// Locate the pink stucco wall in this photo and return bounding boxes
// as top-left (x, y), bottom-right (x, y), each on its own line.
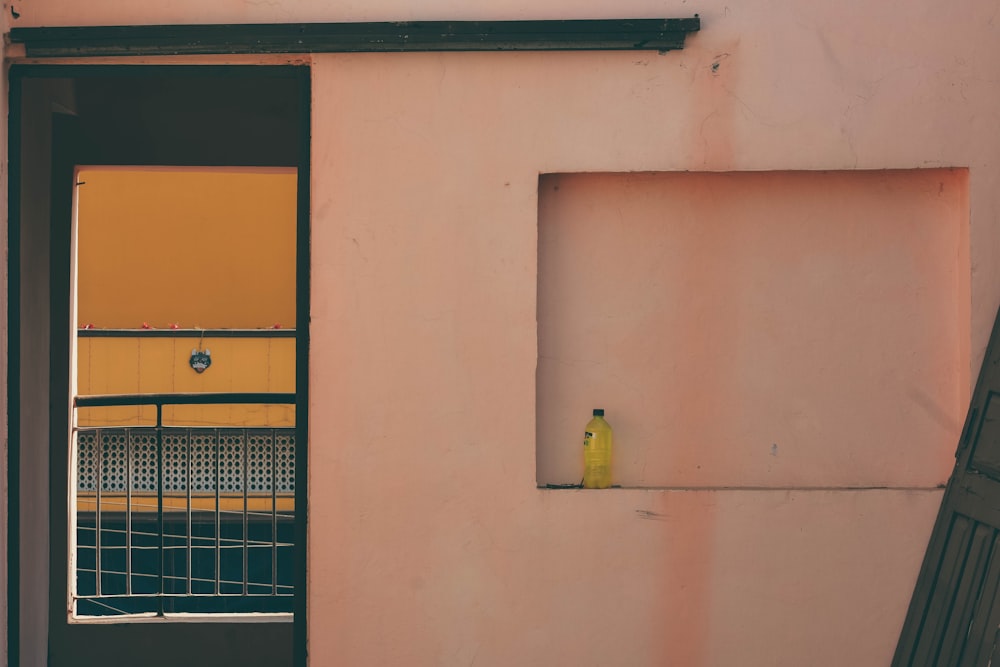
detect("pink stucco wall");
top-left (7, 1), bottom-right (1000, 665)
top-left (304, 43), bottom-right (982, 664)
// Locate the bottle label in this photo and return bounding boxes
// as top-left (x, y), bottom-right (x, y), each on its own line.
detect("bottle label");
top-left (583, 431), bottom-right (594, 447)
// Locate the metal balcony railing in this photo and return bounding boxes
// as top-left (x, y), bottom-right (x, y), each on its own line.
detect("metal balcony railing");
top-left (73, 392), bottom-right (295, 617)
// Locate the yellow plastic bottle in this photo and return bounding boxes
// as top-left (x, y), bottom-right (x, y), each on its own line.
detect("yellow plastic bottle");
top-left (583, 408), bottom-right (613, 489)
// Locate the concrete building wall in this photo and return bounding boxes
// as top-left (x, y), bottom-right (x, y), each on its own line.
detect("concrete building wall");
top-left (6, 1), bottom-right (1000, 665)
top-left (303, 40), bottom-right (985, 664)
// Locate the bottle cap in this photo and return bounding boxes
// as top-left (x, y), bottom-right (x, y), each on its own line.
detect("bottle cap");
top-left (593, 408), bottom-right (604, 416)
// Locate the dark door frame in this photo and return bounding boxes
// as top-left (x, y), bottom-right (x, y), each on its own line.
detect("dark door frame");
top-left (7, 64), bottom-right (311, 667)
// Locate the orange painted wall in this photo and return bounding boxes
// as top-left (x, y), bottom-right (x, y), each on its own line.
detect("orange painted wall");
top-left (76, 167), bottom-right (296, 330)
top-left (76, 337), bottom-right (295, 427)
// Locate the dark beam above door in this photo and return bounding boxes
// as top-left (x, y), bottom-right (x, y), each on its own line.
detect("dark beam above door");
top-left (10, 18), bottom-right (700, 57)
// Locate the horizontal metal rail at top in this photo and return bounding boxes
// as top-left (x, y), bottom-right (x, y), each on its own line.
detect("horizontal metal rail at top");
top-left (77, 328), bottom-right (296, 338)
top-left (10, 18), bottom-right (701, 57)
top-left (73, 392), bottom-right (295, 616)
top-left (75, 392), bottom-right (296, 408)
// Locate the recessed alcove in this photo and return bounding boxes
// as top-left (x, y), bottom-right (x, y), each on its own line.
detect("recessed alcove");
top-left (537, 170), bottom-right (969, 489)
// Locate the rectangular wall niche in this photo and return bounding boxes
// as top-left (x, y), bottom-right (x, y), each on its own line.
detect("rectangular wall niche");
top-left (537, 170), bottom-right (969, 489)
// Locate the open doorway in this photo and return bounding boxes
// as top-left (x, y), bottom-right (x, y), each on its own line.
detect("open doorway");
top-left (73, 166), bottom-right (297, 617)
top-left (9, 66), bottom-right (309, 667)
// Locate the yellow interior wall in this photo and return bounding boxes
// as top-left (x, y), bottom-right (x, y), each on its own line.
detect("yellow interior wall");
top-left (75, 168), bottom-right (297, 427)
top-left (76, 167), bottom-right (296, 329)
top-left (76, 337), bottom-right (295, 427)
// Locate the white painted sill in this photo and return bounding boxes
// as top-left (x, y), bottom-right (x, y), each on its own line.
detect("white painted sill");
top-left (69, 611), bottom-right (292, 624)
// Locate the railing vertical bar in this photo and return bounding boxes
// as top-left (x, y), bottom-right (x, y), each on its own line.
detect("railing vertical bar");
top-left (186, 428), bottom-right (192, 596)
top-left (272, 429), bottom-right (278, 596)
top-left (156, 402), bottom-right (164, 616)
top-left (243, 431), bottom-right (249, 596)
top-left (126, 428), bottom-right (132, 596)
top-left (215, 429), bottom-right (221, 596)
top-left (94, 429), bottom-right (102, 597)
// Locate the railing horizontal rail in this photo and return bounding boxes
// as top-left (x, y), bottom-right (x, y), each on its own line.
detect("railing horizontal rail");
top-left (78, 328), bottom-right (296, 338)
top-left (76, 392), bottom-right (295, 408)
